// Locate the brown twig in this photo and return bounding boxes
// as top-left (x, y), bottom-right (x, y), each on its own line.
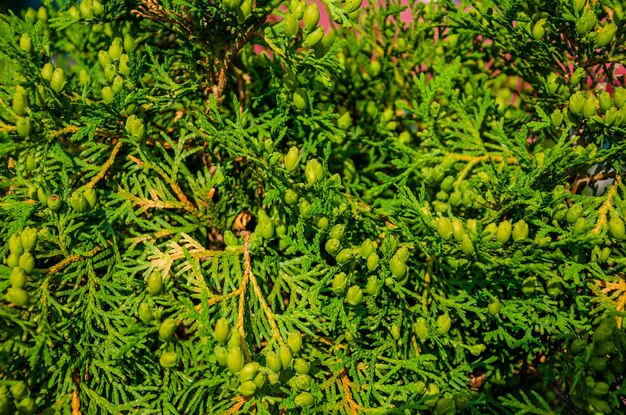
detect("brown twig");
top-left (238, 231), bottom-right (285, 354)
top-left (208, 15), bottom-right (269, 106)
top-left (571, 170), bottom-right (617, 195)
top-left (132, 0), bottom-right (193, 36)
top-left (48, 246), bottom-right (103, 275)
top-left (237, 232), bottom-right (252, 361)
top-left (71, 390), bottom-right (81, 415)
top-left (592, 176), bottom-right (620, 235)
top-left (87, 141), bottom-right (122, 189)
top-left (340, 367), bottom-right (364, 415)
top-left (224, 396), bottom-right (248, 415)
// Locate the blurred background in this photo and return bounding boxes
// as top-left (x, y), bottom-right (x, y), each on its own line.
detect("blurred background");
top-left (1, 0), bottom-right (43, 13)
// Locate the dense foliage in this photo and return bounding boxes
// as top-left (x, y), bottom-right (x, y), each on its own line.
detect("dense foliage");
top-left (1, 0), bottom-right (626, 413)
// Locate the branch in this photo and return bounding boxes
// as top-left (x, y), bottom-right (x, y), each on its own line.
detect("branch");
top-left (340, 367), bottom-right (365, 415)
top-left (571, 170), bottom-right (616, 194)
top-left (48, 246), bottom-right (104, 275)
top-left (71, 389), bottom-right (82, 415)
top-left (131, 0), bottom-right (193, 36)
top-left (237, 232), bottom-right (252, 361)
top-left (87, 140), bottom-right (123, 189)
top-left (245, 238), bottom-right (285, 346)
top-left (224, 396), bottom-right (248, 415)
top-left (592, 176), bottom-right (620, 235)
top-left (210, 13), bottom-right (269, 105)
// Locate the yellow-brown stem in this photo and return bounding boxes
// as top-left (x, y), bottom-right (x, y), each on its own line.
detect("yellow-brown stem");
top-left (48, 246), bottom-right (103, 274)
top-left (341, 368), bottom-right (365, 415)
top-left (87, 141), bottom-right (123, 189)
top-left (592, 176), bottom-right (620, 235)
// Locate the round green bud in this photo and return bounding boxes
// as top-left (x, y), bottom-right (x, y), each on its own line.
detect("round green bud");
top-left (512, 219), bottom-right (529, 242)
top-left (495, 220), bottom-right (512, 244)
top-left (158, 318), bottom-right (177, 341)
top-left (283, 14), bottom-right (298, 38)
top-left (5, 287), bottom-right (28, 307)
top-left (596, 23), bottom-right (617, 48)
top-left (287, 331), bottom-right (303, 354)
top-left (19, 33), bottom-right (32, 53)
top-left (460, 236), bottom-right (475, 255)
top-left (294, 358), bottom-right (310, 374)
top-left (414, 317), bottom-right (428, 342)
top-left (41, 63), bottom-right (54, 81)
top-left (436, 314), bottom-right (452, 335)
top-left (123, 34), bottom-right (135, 53)
top-left (279, 344), bottom-right (293, 368)
top-left (159, 351), bottom-right (178, 368)
top-left (285, 146), bottom-right (300, 172)
top-left (7, 252), bottom-right (20, 268)
top-left (435, 217), bottom-right (453, 240)
top-left (13, 90), bottom-right (28, 116)
top-left (47, 194), bottom-right (62, 212)
top-left (238, 380), bottom-right (257, 397)
top-left (265, 350), bottom-right (282, 373)
top-left (389, 255), bottom-right (407, 278)
top-left (284, 188), bottom-right (299, 205)
top-left (108, 38), bottom-right (123, 61)
top-left (10, 267), bottom-right (27, 289)
top-left (332, 272), bottom-right (348, 295)
top-left (487, 300), bottom-right (501, 316)
top-left (569, 92), bottom-right (585, 115)
top-left (609, 216), bottom-right (625, 239)
top-left (227, 347), bottom-right (244, 374)
top-left (293, 89), bottom-right (308, 110)
top-left (367, 252), bottom-right (379, 271)
top-left (214, 317), bottom-right (231, 344)
top-left (346, 285), bottom-right (363, 306)
top-left (294, 391), bottom-right (315, 408)
top-left (215, 346), bottom-right (228, 366)
top-left (147, 271), bottom-right (163, 295)
top-left (138, 303), bottom-right (154, 323)
top-left (337, 111), bottom-right (352, 130)
top-left (239, 362), bottom-right (259, 381)
top-left (102, 86), bottom-right (115, 104)
top-left (18, 252), bottom-right (35, 274)
top-left (364, 275), bottom-right (379, 295)
top-left (303, 26), bottom-right (324, 48)
top-left (16, 117), bottom-right (32, 138)
top-left (303, 3), bottom-right (320, 32)
top-left (335, 248), bottom-right (353, 264)
top-left (329, 224), bottom-right (345, 240)
top-left (9, 233), bottom-right (23, 255)
top-left (325, 238), bottom-right (341, 256)
top-left (565, 204), bottom-right (583, 224)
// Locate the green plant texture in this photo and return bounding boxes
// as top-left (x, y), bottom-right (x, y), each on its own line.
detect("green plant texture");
top-left (1, 0), bottom-right (626, 414)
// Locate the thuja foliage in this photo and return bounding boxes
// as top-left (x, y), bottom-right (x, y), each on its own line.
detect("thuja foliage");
top-left (1, 0), bottom-right (626, 413)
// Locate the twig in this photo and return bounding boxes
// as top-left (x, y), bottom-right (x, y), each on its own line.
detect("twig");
top-left (87, 141), bottom-right (122, 189)
top-left (224, 396), bottom-right (247, 415)
top-left (239, 231), bottom-right (285, 350)
top-left (132, 0), bottom-right (193, 36)
top-left (571, 170), bottom-right (616, 194)
top-left (237, 233), bottom-right (251, 361)
top-left (71, 390), bottom-right (81, 415)
top-left (592, 176), bottom-right (620, 235)
top-left (340, 367), bottom-right (365, 415)
top-left (49, 125), bottom-right (79, 139)
top-left (158, 172), bottom-right (197, 213)
top-left (453, 153), bottom-right (517, 185)
top-left (209, 14), bottom-right (268, 106)
top-left (246, 250), bottom-right (284, 345)
top-left (48, 246), bottom-right (103, 274)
